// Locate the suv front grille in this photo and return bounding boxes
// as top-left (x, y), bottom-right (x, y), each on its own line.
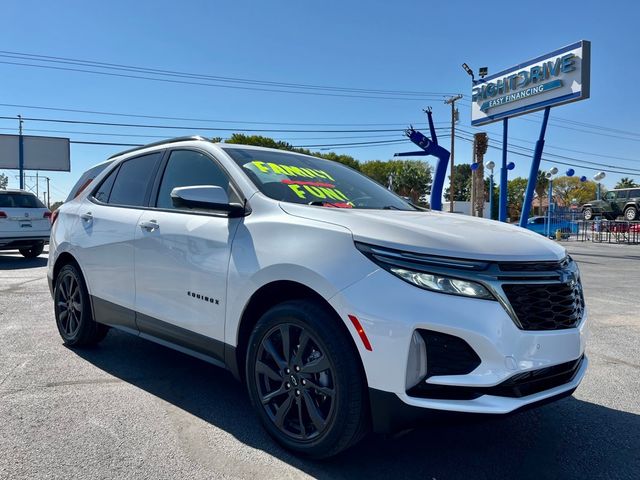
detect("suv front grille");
top-left (502, 281), bottom-right (585, 330)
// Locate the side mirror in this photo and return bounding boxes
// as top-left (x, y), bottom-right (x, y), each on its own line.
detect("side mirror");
top-left (170, 186), bottom-right (245, 216)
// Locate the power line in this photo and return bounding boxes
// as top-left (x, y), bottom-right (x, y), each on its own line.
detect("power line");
top-left (0, 115), bottom-right (410, 134)
top-left (0, 52), bottom-right (457, 102)
top-left (61, 138), bottom-right (415, 150)
top-left (0, 102), bottom-right (444, 127)
top-left (458, 99), bottom-right (640, 142)
top-left (0, 50), bottom-right (456, 97)
top-left (0, 126), bottom-right (412, 142)
top-left (460, 130), bottom-right (640, 169)
top-left (455, 133), bottom-right (640, 176)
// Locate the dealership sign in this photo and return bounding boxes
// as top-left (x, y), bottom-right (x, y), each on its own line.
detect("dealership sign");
top-left (471, 40), bottom-right (590, 126)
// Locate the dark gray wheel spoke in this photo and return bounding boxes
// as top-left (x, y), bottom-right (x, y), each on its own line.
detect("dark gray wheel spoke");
top-left (261, 384), bottom-right (288, 405)
top-left (72, 301), bottom-right (82, 313)
top-left (57, 301), bottom-right (67, 310)
top-left (279, 325), bottom-right (291, 363)
top-left (263, 338), bottom-right (287, 370)
top-left (293, 331), bottom-right (310, 364)
top-left (274, 395), bottom-right (294, 427)
top-left (301, 354), bottom-right (330, 374)
top-left (64, 276), bottom-right (73, 298)
top-left (59, 308), bottom-right (68, 325)
top-left (67, 311), bottom-right (76, 334)
top-left (296, 398), bottom-right (307, 438)
top-left (256, 360), bottom-right (282, 382)
top-left (59, 281), bottom-right (68, 301)
top-left (304, 379), bottom-right (335, 397)
top-left (302, 391), bottom-right (327, 431)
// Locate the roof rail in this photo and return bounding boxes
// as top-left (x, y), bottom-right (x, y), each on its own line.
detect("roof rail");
top-left (107, 135), bottom-right (208, 160)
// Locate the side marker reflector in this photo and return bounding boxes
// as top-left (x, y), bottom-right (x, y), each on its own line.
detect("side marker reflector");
top-left (348, 315), bottom-right (372, 351)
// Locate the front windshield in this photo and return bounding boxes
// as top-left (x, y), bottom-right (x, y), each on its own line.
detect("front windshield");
top-left (223, 147), bottom-right (416, 210)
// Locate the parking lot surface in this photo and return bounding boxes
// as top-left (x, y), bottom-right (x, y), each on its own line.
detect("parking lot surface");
top-left (1, 242), bottom-right (638, 480)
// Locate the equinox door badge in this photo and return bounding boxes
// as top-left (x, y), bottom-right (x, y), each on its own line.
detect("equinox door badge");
top-left (187, 291), bottom-right (220, 305)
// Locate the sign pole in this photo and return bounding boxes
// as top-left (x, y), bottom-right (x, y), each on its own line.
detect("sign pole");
top-left (489, 170), bottom-right (494, 220)
top-left (546, 178), bottom-right (553, 237)
top-left (499, 118), bottom-right (508, 222)
top-left (519, 107), bottom-right (551, 227)
top-left (18, 115), bottom-right (24, 190)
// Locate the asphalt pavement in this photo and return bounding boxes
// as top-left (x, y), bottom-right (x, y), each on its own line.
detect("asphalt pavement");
top-left (0, 241), bottom-right (638, 479)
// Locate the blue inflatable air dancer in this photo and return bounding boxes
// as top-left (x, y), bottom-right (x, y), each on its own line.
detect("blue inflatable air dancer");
top-left (394, 108), bottom-right (450, 211)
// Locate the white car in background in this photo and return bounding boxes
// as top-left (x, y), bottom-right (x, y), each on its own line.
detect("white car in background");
top-left (47, 137), bottom-right (588, 458)
top-left (0, 189), bottom-right (51, 258)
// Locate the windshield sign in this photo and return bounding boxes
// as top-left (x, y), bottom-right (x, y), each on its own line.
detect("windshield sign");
top-left (223, 147), bottom-right (415, 210)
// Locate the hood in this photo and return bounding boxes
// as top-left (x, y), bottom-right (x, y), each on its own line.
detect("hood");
top-left (279, 204), bottom-right (566, 262)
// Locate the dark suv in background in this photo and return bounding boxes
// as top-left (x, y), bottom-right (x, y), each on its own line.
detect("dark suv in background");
top-left (582, 188), bottom-right (640, 221)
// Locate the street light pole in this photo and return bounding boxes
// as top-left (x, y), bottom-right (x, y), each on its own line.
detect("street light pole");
top-left (593, 171), bottom-right (606, 201)
top-left (486, 161), bottom-right (495, 220)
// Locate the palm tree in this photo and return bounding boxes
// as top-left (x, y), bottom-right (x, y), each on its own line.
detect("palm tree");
top-left (535, 170), bottom-right (549, 215)
top-left (615, 177), bottom-right (639, 189)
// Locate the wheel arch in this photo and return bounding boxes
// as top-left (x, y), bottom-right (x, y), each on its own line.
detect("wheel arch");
top-left (53, 251), bottom-right (81, 282)
top-left (229, 280), bottom-right (366, 386)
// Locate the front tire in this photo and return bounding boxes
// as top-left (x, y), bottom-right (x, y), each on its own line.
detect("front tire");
top-left (245, 300), bottom-right (369, 458)
top-left (19, 243), bottom-right (44, 258)
top-left (54, 264), bottom-right (108, 346)
top-left (624, 206), bottom-right (638, 221)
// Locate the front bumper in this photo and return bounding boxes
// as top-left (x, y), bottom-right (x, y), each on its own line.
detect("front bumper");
top-left (328, 268), bottom-right (588, 430)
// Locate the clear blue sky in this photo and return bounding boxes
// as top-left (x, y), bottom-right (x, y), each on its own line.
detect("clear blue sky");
top-left (1, 0), bottom-right (639, 202)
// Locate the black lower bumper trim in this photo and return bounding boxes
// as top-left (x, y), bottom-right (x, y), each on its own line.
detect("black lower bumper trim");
top-left (369, 386), bottom-right (577, 434)
top-left (407, 355), bottom-right (584, 400)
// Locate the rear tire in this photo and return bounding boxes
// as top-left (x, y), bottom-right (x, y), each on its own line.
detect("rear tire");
top-left (54, 264), bottom-right (108, 346)
top-left (624, 206), bottom-right (638, 221)
top-left (19, 243), bottom-right (44, 258)
top-left (245, 300), bottom-right (369, 458)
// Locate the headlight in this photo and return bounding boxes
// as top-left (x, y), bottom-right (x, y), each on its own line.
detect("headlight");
top-left (390, 267), bottom-right (494, 300)
top-left (354, 242), bottom-right (496, 301)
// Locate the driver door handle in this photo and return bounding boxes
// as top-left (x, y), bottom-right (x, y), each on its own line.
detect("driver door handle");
top-left (80, 212), bottom-right (93, 222)
top-left (140, 220), bottom-right (159, 232)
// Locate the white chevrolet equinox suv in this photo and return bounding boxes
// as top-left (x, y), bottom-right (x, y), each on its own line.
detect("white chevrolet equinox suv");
top-left (48, 136), bottom-right (588, 458)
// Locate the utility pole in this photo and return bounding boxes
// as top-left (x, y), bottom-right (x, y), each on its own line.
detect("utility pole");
top-left (444, 94), bottom-right (463, 212)
top-left (18, 115), bottom-right (24, 190)
top-left (46, 177), bottom-right (50, 208)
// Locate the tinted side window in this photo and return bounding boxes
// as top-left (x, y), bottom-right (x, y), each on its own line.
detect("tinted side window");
top-left (629, 189), bottom-right (640, 198)
top-left (156, 150), bottom-right (231, 209)
top-left (108, 153), bottom-right (162, 207)
top-left (93, 167), bottom-right (119, 203)
top-left (616, 190), bottom-right (628, 200)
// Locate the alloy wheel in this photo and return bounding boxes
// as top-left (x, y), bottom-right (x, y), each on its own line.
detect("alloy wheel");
top-left (254, 323), bottom-right (336, 441)
top-left (56, 272), bottom-right (83, 338)
top-left (625, 208), bottom-right (637, 221)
